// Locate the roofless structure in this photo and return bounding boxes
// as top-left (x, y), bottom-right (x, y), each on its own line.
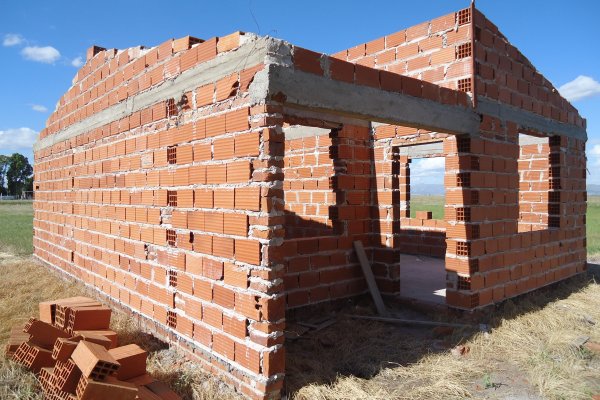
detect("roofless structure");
top-left (33, 5), bottom-right (587, 399)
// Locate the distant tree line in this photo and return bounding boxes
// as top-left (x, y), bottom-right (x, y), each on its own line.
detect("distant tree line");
top-left (0, 153), bottom-right (33, 196)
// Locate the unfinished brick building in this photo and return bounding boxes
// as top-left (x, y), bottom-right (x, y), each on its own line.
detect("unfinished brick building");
top-left (33, 4), bottom-right (587, 399)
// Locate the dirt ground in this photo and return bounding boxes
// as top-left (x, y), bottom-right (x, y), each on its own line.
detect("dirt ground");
top-left (286, 265), bottom-right (600, 400)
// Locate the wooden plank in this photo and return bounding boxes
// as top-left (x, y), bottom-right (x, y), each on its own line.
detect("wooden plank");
top-left (353, 241), bottom-right (388, 316)
top-left (298, 318), bottom-right (336, 332)
top-left (346, 314), bottom-right (474, 329)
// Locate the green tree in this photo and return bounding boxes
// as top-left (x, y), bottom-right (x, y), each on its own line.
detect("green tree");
top-left (24, 175), bottom-right (34, 193)
top-left (6, 153), bottom-right (33, 196)
top-left (0, 155), bottom-right (8, 195)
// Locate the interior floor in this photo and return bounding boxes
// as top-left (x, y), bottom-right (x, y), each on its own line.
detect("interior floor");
top-left (399, 254), bottom-right (446, 305)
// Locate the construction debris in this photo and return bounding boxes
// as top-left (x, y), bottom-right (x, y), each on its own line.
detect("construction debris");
top-left (571, 335), bottom-right (590, 350)
top-left (347, 314), bottom-right (474, 329)
top-left (353, 241), bottom-right (389, 316)
top-left (585, 341), bottom-right (600, 355)
top-left (450, 345), bottom-right (470, 357)
top-left (297, 318), bottom-right (336, 333)
top-left (5, 296), bottom-right (181, 400)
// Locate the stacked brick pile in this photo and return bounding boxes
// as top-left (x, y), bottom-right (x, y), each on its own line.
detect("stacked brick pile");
top-left (5, 296), bottom-right (180, 400)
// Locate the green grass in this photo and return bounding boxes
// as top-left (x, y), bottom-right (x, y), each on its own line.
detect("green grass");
top-left (410, 195), bottom-right (445, 220)
top-left (0, 200), bottom-right (34, 255)
top-left (587, 196), bottom-right (600, 256)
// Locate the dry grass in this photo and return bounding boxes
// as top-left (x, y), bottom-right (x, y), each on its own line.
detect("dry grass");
top-left (0, 254), bottom-right (242, 400)
top-left (1, 258), bottom-right (599, 400)
top-left (288, 269), bottom-right (600, 400)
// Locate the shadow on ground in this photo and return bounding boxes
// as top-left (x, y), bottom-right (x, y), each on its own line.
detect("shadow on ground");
top-left (284, 264), bottom-right (600, 397)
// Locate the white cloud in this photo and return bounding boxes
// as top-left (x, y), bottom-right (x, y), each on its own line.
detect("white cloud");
top-left (411, 157), bottom-right (445, 174)
top-left (3, 33), bottom-right (24, 47)
top-left (588, 144), bottom-right (600, 170)
top-left (71, 56), bottom-right (84, 68)
top-left (0, 128), bottom-right (38, 151)
top-left (21, 46), bottom-right (61, 64)
top-left (410, 157), bottom-right (445, 185)
top-left (31, 104), bottom-right (48, 112)
top-left (590, 144), bottom-right (600, 157)
top-left (559, 75), bottom-right (600, 102)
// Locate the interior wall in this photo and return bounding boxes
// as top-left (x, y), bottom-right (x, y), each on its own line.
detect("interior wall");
top-left (372, 128), bottom-right (449, 260)
top-left (517, 134), bottom-right (551, 232)
top-left (281, 124), bottom-right (373, 309)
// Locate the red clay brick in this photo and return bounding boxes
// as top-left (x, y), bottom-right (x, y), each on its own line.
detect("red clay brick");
top-left (293, 47), bottom-right (323, 76)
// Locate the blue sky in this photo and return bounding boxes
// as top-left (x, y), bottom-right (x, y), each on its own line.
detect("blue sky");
top-left (1, 0), bottom-right (599, 183)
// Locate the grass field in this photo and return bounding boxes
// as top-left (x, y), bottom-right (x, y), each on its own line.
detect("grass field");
top-left (0, 201), bottom-right (33, 255)
top-left (410, 195), bottom-right (445, 220)
top-left (587, 196), bottom-right (600, 256)
top-left (0, 199), bottom-right (599, 399)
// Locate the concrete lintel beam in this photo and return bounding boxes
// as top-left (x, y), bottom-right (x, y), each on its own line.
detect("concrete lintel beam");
top-left (395, 141), bottom-right (444, 158)
top-left (34, 36), bottom-right (277, 153)
top-left (266, 64), bottom-right (481, 137)
top-left (477, 97), bottom-right (587, 141)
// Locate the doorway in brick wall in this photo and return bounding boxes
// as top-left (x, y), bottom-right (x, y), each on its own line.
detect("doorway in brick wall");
top-left (396, 148), bottom-right (447, 305)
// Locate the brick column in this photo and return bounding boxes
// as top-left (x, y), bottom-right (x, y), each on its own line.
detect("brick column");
top-left (444, 135), bottom-right (486, 309)
top-left (245, 104), bottom-right (286, 399)
top-left (370, 134), bottom-right (403, 295)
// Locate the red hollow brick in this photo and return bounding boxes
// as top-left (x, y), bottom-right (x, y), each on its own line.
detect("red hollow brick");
top-left (293, 47), bottom-right (324, 76)
top-left (235, 239), bottom-right (261, 265)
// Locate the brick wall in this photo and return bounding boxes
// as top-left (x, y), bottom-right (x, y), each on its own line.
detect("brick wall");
top-left (517, 135), bottom-right (553, 232)
top-left (34, 34), bottom-right (285, 400)
top-left (444, 119), bottom-right (587, 309)
top-left (329, 7), bottom-right (475, 264)
top-left (283, 132), bottom-right (336, 239)
top-left (332, 8), bottom-right (474, 92)
top-left (473, 10), bottom-right (585, 127)
top-left (33, 7), bottom-right (588, 398)
top-left (281, 124), bottom-right (377, 308)
top-left (372, 130), bottom-right (448, 259)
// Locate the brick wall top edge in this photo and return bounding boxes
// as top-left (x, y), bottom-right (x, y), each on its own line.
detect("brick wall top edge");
top-left (330, 7), bottom-right (469, 59)
top-left (291, 45), bottom-right (472, 109)
top-left (472, 8), bottom-right (585, 128)
top-left (40, 31), bottom-right (254, 143)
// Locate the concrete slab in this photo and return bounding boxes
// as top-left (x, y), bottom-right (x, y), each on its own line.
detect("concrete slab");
top-left (400, 254), bottom-right (446, 305)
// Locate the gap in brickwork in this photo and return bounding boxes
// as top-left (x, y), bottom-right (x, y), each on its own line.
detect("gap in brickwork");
top-left (408, 156), bottom-right (445, 221)
top-left (399, 146), bottom-right (447, 306)
top-left (167, 190), bottom-right (178, 207)
top-left (166, 98), bottom-right (177, 117)
top-left (457, 78), bottom-right (472, 92)
top-left (166, 229), bottom-right (177, 246)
